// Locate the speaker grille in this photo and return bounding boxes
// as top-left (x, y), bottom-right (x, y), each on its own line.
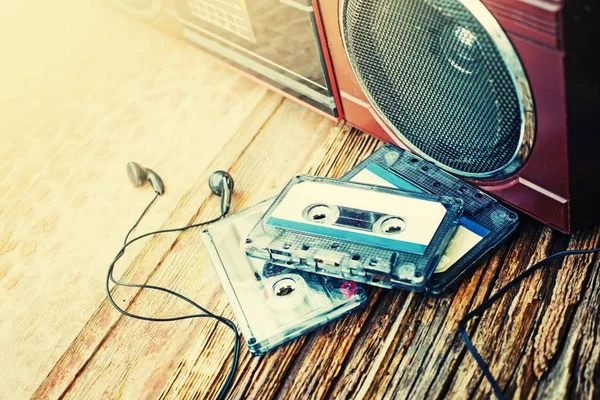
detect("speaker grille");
top-left (342, 0), bottom-right (534, 178)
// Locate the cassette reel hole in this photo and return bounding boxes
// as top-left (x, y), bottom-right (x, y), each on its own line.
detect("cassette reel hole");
top-left (273, 278), bottom-right (296, 297)
top-left (306, 204), bottom-right (331, 222)
top-left (381, 217), bottom-right (406, 235)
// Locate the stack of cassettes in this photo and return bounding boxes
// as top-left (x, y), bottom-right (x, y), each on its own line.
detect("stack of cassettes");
top-left (202, 144), bottom-right (518, 355)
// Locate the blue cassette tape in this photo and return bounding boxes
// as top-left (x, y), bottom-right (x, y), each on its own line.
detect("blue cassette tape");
top-left (343, 144), bottom-right (519, 294)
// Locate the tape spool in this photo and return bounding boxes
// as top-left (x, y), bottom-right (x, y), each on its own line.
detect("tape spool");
top-left (264, 274), bottom-right (308, 310)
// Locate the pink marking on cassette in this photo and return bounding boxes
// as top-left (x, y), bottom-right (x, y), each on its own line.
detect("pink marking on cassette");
top-left (340, 281), bottom-right (358, 298)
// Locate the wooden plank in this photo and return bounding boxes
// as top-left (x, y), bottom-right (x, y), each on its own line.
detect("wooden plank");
top-left (32, 88), bottom-right (285, 399)
top-left (47, 99), bottom-right (333, 399)
top-left (517, 225), bottom-right (600, 399)
top-left (0, 1), bottom-right (281, 398)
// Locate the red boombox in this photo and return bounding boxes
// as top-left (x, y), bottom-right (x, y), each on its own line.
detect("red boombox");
top-left (112, 0), bottom-right (599, 233)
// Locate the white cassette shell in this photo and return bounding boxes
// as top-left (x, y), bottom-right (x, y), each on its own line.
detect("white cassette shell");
top-left (267, 181), bottom-right (448, 252)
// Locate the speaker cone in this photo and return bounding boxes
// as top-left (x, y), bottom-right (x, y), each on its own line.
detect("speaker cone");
top-left (341, 0), bottom-right (535, 179)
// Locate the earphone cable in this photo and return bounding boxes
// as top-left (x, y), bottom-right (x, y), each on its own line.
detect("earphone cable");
top-left (459, 246), bottom-right (600, 400)
top-left (106, 192), bottom-right (240, 400)
top-left (110, 190), bottom-right (600, 400)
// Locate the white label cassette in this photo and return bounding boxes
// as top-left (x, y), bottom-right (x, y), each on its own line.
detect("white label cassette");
top-left (268, 180), bottom-right (449, 255)
top-left (244, 175), bottom-right (464, 290)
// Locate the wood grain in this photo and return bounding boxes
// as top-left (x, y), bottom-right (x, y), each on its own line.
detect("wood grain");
top-left (0, 1), bottom-right (277, 398)
top-left (1, 1), bottom-right (600, 400)
top-left (48, 98), bottom-right (333, 400)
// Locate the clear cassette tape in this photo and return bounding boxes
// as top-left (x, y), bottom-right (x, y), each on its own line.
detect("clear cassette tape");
top-left (344, 144), bottom-right (519, 294)
top-left (201, 199), bottom-right (367, 356)
top-left (243, 175), bottom-right (464, 290)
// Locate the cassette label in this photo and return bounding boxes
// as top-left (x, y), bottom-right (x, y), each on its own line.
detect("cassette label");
top-left (244, 175), bottom-right (464, 290)
top-left (267, 180), bottom-right (449, 255)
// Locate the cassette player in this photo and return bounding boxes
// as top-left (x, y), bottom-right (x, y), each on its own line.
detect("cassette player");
top-left (243, 175), bottom-right (464, 291)
top-left (343, 144), bottom-right (519, 294)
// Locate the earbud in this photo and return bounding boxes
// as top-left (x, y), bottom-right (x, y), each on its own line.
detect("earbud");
top-left (113, 166), bottom-right (240, 400)
top-left (126, 163), bottom-right (234, 215)
top-left (209, 170), bottom-right (234, 215)
top-left (127, 162), bottom-right (165, 195)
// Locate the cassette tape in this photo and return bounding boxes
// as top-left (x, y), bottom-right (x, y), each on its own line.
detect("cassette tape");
top-left (343, 144), bottom-right (519, 294)
top-left (243, 175), bottom-right (464, 290)
top-left (201, 199), bottom-right (367, 356)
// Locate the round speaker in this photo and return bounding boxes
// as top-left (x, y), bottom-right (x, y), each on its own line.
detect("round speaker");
top-left (341, 0), bottom-right (535, 179)
top-left (111, 0), bottom-right (164, 20)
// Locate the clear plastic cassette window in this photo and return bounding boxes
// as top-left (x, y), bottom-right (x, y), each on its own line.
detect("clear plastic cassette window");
top-left (201, 199), bottom-right (367, 356)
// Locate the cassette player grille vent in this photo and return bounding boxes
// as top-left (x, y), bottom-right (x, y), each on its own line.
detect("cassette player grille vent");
top-left (341, 0), bottom-right (535, 178)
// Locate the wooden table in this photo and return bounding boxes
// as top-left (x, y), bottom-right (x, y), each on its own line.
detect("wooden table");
top-left (2, 2), bottom-right (599, 399)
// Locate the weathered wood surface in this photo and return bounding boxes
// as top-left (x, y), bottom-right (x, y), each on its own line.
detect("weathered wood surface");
top-left (2, 1), bottom-right (600, 399)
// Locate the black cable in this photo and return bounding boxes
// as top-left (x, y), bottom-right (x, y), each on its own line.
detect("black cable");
top-left (459, 246), bottom-right (600, 399)
top-left (106, 192), bottom-right (240, 400)
top-left (109, 191), bottom-right (600, 400)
